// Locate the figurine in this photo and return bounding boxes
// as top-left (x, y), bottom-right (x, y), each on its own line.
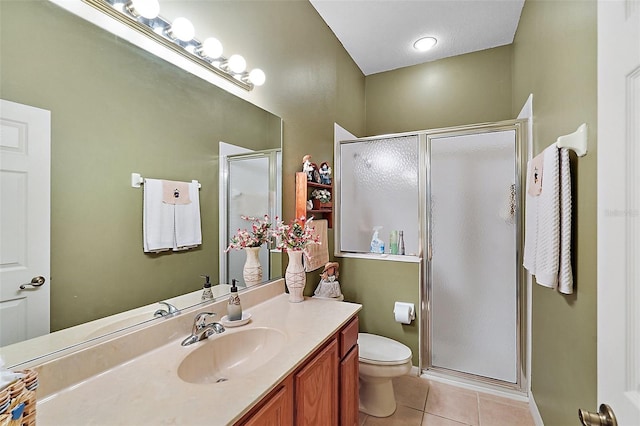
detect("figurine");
top-left (302, 154), bottom-right (321, 183)
top-left (319, 162), bottom-right (332, 185)
top-left (313, 262), bottom-right (343, 299)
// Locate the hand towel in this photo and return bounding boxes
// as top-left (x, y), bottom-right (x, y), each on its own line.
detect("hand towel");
top-left (174, 181), bottom-right (202, 251)
top-left (532, 145), bottom-right (560, 288)
top-left (304, 219), bottom-right (329, 272)
top-left (162, 180), bottom-right (191, 205)
top-left (143, 179), bottom-right (174, 253)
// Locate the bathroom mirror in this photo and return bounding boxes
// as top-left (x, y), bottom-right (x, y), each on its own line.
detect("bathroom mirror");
top-left (0, 1), bottom-right (282, 366)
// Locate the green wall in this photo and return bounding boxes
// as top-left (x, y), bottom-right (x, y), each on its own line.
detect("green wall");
top-left (365, 45), bottom-right (513, 135)
top-left (512, 0), bottom-right (597, 424)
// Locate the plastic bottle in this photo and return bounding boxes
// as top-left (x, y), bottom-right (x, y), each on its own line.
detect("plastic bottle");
top-left (389, 230), bottom-right (399, 255)
top-left (370, 226), bottom-right (385, 254)
top-left (398, 231), bottom-right (405, 255)
top-left (200, 275), bottom-right (214, 301)
top-left (227, 279), bottom-right (242, 321)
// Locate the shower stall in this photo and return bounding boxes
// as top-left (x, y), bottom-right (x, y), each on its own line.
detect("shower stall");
top-left (336, 120), bottom-right (526, 390)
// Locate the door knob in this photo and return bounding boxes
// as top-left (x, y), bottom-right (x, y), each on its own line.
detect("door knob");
top-left (578, 404), bottom-right (618, 426)
top-left (19, 276), bottom-right (46, 290)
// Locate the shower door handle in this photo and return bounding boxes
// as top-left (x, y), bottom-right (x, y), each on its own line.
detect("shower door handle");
top-left (428, 243), bottom-right (433, 261)
top-left (578, 404), bottom-right (618, 426)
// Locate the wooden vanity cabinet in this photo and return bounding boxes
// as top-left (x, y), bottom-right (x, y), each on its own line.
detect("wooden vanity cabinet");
top-left (338, 316), bottom-right (359, 426)
top-left (235, 315), bottom-right (359, 426)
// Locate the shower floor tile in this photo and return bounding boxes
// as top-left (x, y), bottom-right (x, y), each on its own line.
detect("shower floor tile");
top-left (359, 375), bottom-right (535, 426)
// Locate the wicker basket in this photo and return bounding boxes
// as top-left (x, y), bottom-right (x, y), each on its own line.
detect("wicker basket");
top-left (0, 370), bottom-right (38, 426)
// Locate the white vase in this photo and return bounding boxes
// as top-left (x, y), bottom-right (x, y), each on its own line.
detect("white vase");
top-left (285, 250), bottom-right (306, 302)
top-left (243, 247), bottom-right (263, 287)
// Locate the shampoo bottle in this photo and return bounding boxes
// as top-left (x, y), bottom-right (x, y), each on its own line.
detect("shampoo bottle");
top-left (200, 275), bottom-right (214, 301)
top-left (227, 279), bottom-right (242, 321)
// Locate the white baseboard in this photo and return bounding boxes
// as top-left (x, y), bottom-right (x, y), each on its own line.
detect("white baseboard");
top-left (529, 391), bottom-right (544, 426)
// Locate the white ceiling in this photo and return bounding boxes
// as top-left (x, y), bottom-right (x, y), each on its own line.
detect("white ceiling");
top-left (309, 0), bottom-right (525, 76)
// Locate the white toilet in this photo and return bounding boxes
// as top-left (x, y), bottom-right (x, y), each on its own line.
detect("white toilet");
top-left (358, 332), bottom-right (413, 417)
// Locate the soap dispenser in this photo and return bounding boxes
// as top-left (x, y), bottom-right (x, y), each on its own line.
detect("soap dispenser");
top-left (200, 275), bottom-right (214, 301)
top-left (227, 279), bottom-right (242, 321)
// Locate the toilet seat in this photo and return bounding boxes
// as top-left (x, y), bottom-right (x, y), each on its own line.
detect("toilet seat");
top-left (358, 333), bottom-right (412, 366)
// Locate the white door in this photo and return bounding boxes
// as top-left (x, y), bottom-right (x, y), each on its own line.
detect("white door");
top-left (597, 0), bottom-right (640, 424)
top-left (0, 99), bottom-right (51, 347)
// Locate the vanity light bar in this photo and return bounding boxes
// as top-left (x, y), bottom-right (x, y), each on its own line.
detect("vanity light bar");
top-left (81, 0), bottom-right (264, 91)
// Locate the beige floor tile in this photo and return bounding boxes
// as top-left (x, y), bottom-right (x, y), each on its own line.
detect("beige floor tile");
top-left (478, 392), bottom-right (529, 409)
top-left (422, 413), bottom-right (468, 426)
top-left (363, 405), bottom-right (424, 426)
top-left (425, 382), bottom-right (479, 426)
top-left (478, 397), bottom-right (535, 426)
top-left (393, 375), bottom-right (431, 411)
top-left (359, 411), bottom-right (369, 426)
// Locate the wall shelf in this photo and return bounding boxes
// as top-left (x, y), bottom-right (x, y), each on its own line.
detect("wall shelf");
top-left (295, 172), bottom-right (332, 228)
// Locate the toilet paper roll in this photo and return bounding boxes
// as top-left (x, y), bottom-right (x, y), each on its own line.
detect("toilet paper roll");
top-left (393, 302), bottom-right (414, 324)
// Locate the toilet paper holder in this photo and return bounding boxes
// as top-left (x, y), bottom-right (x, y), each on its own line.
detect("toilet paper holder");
top-left (393, 302), bottom-right (415, 324)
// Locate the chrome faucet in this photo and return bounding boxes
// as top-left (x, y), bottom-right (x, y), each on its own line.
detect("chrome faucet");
top-left (181, 312), bottom-right (225, 346)
top-left (154, 301), bottom-right (180, 318)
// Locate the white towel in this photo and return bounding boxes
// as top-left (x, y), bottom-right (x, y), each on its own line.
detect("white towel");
top-left (304, 219), bottom-right (329, 272)
top-left (523, 146), bottom-right (574, 294)
top-left (143, 179), bottom-right (174, 253)
top-left (173, 181), bottom-right (202, 251)
top-left (558, 149), bottom-right (573, 294)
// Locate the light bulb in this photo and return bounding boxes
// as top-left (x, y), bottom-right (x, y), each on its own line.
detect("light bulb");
top-left (199, 37), bottom-right (223, 59)
top-left (248, 69), bottom-right (266, 86)
top-left (169, 17), bottom-right (195, 42)
top-left (413, 37), bottom-right (437, 52)
top-left (127, 0), bottom-right (159, 19)
top-left (227, 54), bottom-right (246, 73)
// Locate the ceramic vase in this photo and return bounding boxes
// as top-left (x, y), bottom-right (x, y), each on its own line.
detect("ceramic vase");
top-left (243, 247), bottom-right (263, 287)
top-left (285, 250), bottom-right (306, 302)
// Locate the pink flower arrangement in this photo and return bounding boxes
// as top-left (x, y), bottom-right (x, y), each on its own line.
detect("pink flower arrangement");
top-left (273, 216), bottom-right (320, 253)
top-left (226, 215), bottom-right (272, 251)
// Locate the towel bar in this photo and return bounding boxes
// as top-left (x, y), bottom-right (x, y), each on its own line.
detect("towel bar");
top-left (131, 173), bottom-right (201, 189)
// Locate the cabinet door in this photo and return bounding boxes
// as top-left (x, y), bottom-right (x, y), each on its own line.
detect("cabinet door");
top-left (243, 383), bottom-right (292, 426)
top-left (339, 345), bottom-right (359, 426)
top-left (294, 338), bottom-right (338, 426)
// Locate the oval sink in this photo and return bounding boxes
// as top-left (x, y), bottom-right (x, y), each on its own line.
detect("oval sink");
top-left (178, 327), bottom-right (286, 384)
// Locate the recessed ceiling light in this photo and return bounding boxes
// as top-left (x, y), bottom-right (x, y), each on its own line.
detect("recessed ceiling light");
top-left (413, 37), bottom-right (437, 52)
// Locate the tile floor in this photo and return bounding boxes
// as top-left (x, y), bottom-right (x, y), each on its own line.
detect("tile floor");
top-left (359, 375), bottom-right (536, 426)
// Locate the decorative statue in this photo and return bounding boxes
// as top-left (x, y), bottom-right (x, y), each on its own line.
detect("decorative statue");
top-left (313, 262), bottom-right (343, 299)
top-left (319, 162), bottom-right (332, 185)
top-left (302, 154), bottom-right (321, 183)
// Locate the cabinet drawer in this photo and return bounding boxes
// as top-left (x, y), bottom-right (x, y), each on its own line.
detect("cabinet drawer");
top-left (339, 316), bottom-right (359, 359)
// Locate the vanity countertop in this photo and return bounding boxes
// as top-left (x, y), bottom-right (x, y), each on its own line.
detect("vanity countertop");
top-left (36, 294), bottom-right (361, 425)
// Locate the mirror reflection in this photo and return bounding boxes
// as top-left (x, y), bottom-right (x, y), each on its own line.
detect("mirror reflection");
top-left (0, 0), bottom-right (282, 366)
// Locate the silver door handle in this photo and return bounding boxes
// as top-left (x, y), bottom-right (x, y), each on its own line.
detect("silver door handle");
top-left (19, 276), bottom-right (46, 290)
top-left (579, 404), bottom-right (618, 426)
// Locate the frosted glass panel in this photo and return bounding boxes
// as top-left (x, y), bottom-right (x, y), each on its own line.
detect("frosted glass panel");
top-left (227, 157), bottom-right (270, 286)
top-left (430, 130), bottom-right (517, 383)
top-left (340, 135), bottom-right (419, 254)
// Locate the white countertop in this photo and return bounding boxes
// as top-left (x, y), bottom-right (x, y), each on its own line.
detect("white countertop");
top-left (36, 294), bottom-right (361, 425)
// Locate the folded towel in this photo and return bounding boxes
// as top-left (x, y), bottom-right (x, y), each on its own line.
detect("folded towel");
top-left (143, 179), bottom-right (175, 253)
top-left (523, 146), bottom-right (574, 294)
top-left (174, 181), bottom-right (202, 251)
top-left (162, 180), bottom-right (191, 205)
top-left (304, 219), bottom-right (329, 272)
top-left (534, 146), bottom-right (560, 288)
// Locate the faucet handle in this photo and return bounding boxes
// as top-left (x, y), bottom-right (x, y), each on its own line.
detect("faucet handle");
top-left (194, 312), bottom-right (216, 329)
top-left (153, 302), bottom-right (180, 317)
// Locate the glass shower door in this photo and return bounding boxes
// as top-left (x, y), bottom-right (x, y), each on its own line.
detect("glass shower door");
top-left (428, 129), bottom-right (518, 383)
